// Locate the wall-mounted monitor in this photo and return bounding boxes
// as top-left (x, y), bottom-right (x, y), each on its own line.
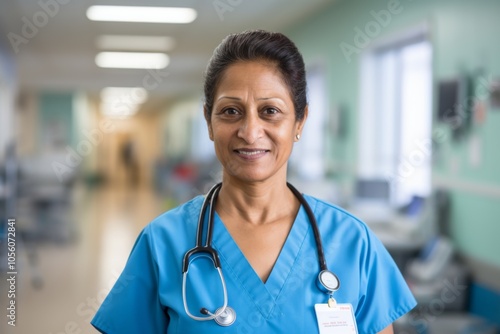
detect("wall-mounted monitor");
top-left (437, 76), bottom-right (470, 140)
top-left (437, 79), bottom-right (459, 121)
top-left (490, 79), bottom-right (500, 109)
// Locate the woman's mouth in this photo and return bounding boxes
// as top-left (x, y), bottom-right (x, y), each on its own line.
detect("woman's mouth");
top-left (234, 149), bottom-right (269, 159)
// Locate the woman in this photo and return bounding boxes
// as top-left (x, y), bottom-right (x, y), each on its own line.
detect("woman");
top-left (92, 30), bottom-right (416, 333)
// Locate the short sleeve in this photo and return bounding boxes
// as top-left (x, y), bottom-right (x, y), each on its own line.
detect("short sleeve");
top-left (356, 226), bottom-right (417, 333)
top-left (91, 225), bottom-right (169, 333)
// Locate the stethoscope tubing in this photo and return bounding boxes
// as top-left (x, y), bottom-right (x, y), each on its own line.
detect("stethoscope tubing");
top-left (286, 183), bottom-right (328, 272)
top-left (182, 183), bottom-right (230, 323)
top-left (182, 183), bottom-right (222, 273)
top-left (182, 255), bottom-right (228, 321)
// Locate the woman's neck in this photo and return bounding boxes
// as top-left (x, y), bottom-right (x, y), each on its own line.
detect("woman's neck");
top-left (215, 175), bottom-right (299, 226)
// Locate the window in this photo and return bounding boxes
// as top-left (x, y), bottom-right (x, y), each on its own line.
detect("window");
top-left (290, 64), bottom-right (327, 181)
top-left (358, 28), bottom-right (432, 206)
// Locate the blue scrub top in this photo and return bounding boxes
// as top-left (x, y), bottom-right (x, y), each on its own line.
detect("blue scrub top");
top-left (91, 194), bottom-right (416, 333)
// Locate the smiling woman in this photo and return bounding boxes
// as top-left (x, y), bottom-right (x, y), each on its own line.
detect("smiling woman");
top-left (91, 30), bottom-right (416, 334)
top-left (207, 61), bottom-right (305, 185)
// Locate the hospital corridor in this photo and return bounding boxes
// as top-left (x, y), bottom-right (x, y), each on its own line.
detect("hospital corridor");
top-left (1, 184), bottom-right (165, 333)
top-left (1, 0), bottom-right (500, 333)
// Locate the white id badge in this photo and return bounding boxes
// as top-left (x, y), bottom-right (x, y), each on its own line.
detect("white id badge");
top-left (314, 303), bottom-right (358, 334)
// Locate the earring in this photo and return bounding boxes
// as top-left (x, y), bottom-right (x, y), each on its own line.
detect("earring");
top-left (295, 134), bottom-right (301, 140)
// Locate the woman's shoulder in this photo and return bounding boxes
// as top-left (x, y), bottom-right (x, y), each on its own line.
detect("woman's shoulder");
top-left (302, 194), bottom-right (372, 235)
top-left (303, 194), bottom-right (365, 223)
top-left (303, 194), bottom-right (394, 265)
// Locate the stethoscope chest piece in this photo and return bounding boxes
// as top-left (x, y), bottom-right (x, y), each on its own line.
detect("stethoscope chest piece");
top-left (317, 270), bottom-right (340, 293)
top-left (214, 306), bottom-right (236, 326)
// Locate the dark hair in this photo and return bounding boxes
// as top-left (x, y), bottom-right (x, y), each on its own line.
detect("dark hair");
top-left (203, 30), bottom-right (307, 121)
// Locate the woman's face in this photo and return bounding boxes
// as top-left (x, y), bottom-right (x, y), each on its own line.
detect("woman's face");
top-left (206, 60), bottom-right (307, 184)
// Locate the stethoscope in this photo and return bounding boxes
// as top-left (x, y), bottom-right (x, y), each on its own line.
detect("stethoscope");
top-left (182, 182), bottom-right (340, 327)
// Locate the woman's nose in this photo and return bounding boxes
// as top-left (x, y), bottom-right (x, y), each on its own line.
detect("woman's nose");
top-left (237, 113), bottom-right (263, 144)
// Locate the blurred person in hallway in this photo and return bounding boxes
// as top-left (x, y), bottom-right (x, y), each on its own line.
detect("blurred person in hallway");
top-left (120, 137), bottom-right (139, 187)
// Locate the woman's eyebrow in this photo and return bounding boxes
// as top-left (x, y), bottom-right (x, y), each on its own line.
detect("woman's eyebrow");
top-left (217, 96), bottom-right (241, 101)
top-left (256, 97), bottom-right (283, 101)
top-left (216, 96), bottom-right (285, 102)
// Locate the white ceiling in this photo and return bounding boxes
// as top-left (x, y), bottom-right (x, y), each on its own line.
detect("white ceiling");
top-left (0, 0), bottom-right (336, 111)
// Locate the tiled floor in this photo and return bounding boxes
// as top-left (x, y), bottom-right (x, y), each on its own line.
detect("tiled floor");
top-left (1, 184), bottom-right (165, 334)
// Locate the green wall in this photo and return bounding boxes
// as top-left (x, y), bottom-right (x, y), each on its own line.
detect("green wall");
top-left (287, 0), bottom-right (500, 268)
top-left (38, 92), bottom-right (76, 149)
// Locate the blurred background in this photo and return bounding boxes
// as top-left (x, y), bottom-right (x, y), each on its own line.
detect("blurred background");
top-left (0, 0), bottom-right (499, 333)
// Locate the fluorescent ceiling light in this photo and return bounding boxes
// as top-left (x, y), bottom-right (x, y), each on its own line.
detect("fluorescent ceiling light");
top-left (96, 35), bottom-right (176, 51)
top-left (95, 52), bottom-right (169, 69)
top-left (87, 6), bottom-right (197, 24)
top-left (100, 87), bottom-right (148, 117)
top-left (100, 87), bottom-right (148, 104)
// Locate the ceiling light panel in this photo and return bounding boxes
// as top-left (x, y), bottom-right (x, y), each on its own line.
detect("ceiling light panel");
top-left (96, 35), bottom-right (176, 51)
top-left (87, 6), bottom-right (197, 24)
top-left (95, 52), bottom-right (169, 69)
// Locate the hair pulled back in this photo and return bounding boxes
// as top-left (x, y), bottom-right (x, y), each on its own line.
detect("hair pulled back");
top-left (203, 30), bottom-right (307, 121)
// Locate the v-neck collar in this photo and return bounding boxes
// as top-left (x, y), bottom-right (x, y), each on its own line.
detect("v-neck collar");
top-left (211, 202), bottom-right (311, 319)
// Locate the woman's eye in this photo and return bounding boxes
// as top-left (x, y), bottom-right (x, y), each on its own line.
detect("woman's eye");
top-left (263, 107), bottom-right (279, 115)
top-left (223, 108), bottom-right (239, 115)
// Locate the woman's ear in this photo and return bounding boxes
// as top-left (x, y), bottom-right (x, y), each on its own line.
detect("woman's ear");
top-left (204, 105), bottom-right (214, 141)
top-left (295, 105), bottom-right (309, 138)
